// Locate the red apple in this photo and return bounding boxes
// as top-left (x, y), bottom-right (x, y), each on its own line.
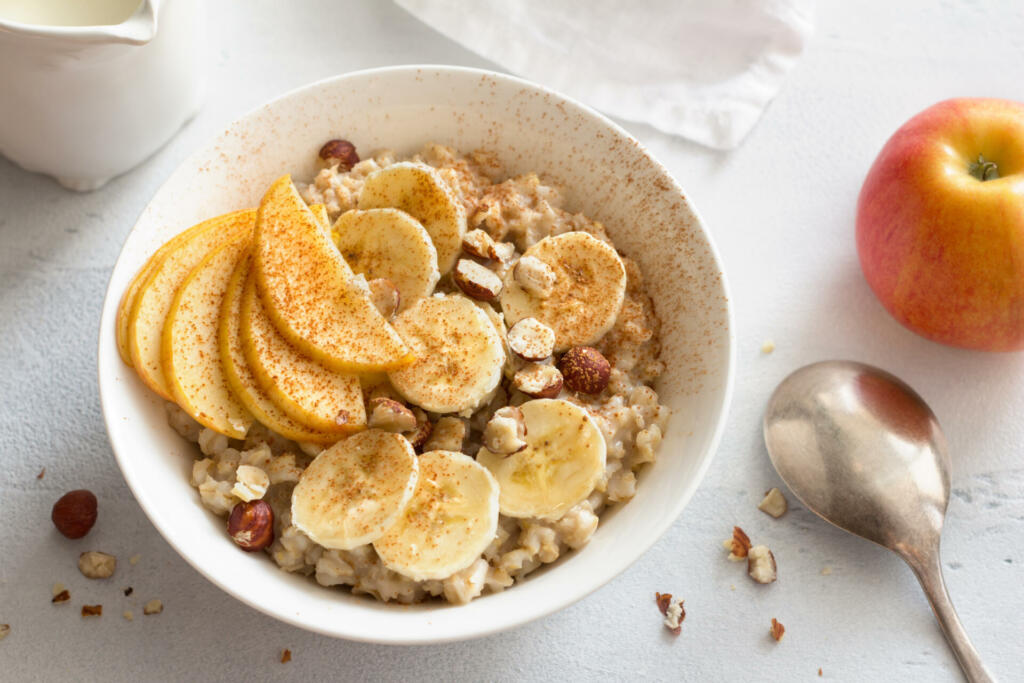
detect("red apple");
top-left (857, 97), bottom-right (1024, 351)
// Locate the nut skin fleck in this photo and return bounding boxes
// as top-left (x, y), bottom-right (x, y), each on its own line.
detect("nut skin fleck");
top-left (770, 617), bottom-right (785, 642)
top-left (227, 500), bottom-right (275, 552)
top-left (281, 649), bottom-right (292, 664)
top-left (52, 590), bottom-right (70, 604)
top-left (36, 468), bottom-right (45, 480)
top-left (51, 489), bottom-right (98, 539)
top-left (123, 587), bottom-right (133, 597)
top-left (81, 604), bottom-right (102, 617)
top-left (557, 347), bottom-right (610, 394)
top-left (318, 139), bottom-right (359, 170)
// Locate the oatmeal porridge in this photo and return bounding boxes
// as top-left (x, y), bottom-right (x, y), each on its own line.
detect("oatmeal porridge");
top-left (119, 141), bottom-right (669, 605)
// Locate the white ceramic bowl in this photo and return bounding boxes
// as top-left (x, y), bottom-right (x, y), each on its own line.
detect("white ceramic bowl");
top-left (98, 65), bottom-right (735, 644)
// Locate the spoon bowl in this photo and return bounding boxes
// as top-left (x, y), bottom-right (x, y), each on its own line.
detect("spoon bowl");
top-left (764, 361), bottom-right (991, 683)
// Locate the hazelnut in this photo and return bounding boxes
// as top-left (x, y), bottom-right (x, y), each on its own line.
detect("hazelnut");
top-left (723, 525), bottom-right (752, 561)
top-left (462, 229), bottom-right (499, 260)
top-left (512, 363), bottom-right (563, 399)
top-left (404, 408), bottom-right (433, 449)
top-left (367, 397), bottom-right (418, 432)
top-left (318, 139), bottom-right (359, 170)
top-left (142, 599), bottom-right (163, 616)
top-left (758, 487), bottom-right (788, 518)
top-left (51, 489), bottom-right (97, 539)
top-left (227, 500), bottom-right (274, 552)
top-left (514, 255), bottom-right (556, 298)
top-left (507, 317), bottom-right (556, 361)
top-left (452, 259), bottom-right (503, 301)
top-left (483, 406), bottom-right (528, 455)
top-left (367, 278), bottom-right (401, 319)
top-left (491, 241), bottom-right (516, 265)
top-left (557, 347), bottom-right (610, 394)
top-left (747, 545), bottom-right (777, 584)
top-left (422, 416), bottom-right (468, 452)
top-left (78, 551), bottom-right (116, 579)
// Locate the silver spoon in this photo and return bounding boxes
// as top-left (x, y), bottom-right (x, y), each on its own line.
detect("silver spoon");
top-left (763, 360), bottom-right (993, 683)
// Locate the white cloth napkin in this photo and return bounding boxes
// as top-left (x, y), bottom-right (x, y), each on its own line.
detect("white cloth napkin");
top-left (396, 0), bottom-right (814, 149)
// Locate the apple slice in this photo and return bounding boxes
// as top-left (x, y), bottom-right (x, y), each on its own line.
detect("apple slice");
top-left (218, 251), bottom-right (342, 445)
top-left (161, 233), bottom-right (254, 438)
top-left (128, 209), bottom-right (255, 400)
top-left (253, 175), bottom-right (413, 372)
top-left (333, 208), bottom-right (440, 312)
top-left (116, 216), bottom-right (222, 367)
top-left (240, 272), bottom-right (365, 434)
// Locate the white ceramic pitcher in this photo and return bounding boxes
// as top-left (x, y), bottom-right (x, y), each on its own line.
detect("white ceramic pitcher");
top-left (0, 0), bottom-right (204, 191)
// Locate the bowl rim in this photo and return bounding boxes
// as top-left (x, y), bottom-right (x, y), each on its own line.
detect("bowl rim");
top-left (97, 64), bottom-right (736, 643)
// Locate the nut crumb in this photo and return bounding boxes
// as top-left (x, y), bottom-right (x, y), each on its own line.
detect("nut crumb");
top-left (123, 587), bottom-right (133, 596)
top-left (758, 487), bottom-right (788, 518)
top-left (52, 590), bottom-right (70, 604)
top-left (36, 468), bottom-right (45, 479)
top-left (281, 649), bottom-right (292, 664)
top-left (143, 599), bottom-right (163, 615)
top-left (129, 554), bottom-right (141, 566)
top-left (122, 610), bottom-right (133, 621)
top-left (655, 592), bottom-right (685, 635)
top-left (748, 545), bottom-right (778, 584)
top-left (723, 526), bottom-right (751, 561)
top-left (821, 566), bottom-right (832, 576)
top-left (81, 604), bottom-right (102, 617)
top-left (0, 624), bottom-right (9, 641)
top-left (761, 340), bottom-right (775, 354)
top-left (770, 617), bottom-right (785, 642)
top-left (78, 551), bottom-right (117, 579)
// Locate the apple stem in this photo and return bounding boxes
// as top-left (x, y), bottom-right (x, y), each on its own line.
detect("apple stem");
top-left (968, 154), bottom-right (999, 181)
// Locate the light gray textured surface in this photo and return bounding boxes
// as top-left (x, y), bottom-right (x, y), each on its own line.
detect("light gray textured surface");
top-left (1, 1), bottom-right (1022, 681)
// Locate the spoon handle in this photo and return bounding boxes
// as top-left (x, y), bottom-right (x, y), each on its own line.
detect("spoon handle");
top-left (908, 551), bottom-right (994, 683)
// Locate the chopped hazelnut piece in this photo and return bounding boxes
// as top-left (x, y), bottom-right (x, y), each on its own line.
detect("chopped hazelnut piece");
top-left (453, 259), bottom-right (503, 301)
top-left (367, 278), bottom-right (401, 319)
top-left (462, 229), bottom-right (499, 260)
top-left (232, 465), bottom-right (270, 502)
top-left (367, 397), bottom-right (418, 432)
top-left (423, 416), bottom-right (468, 453)
top-left (483, 406), bottom-right (528, 455)
top-left (143, 599), bottom-right (163, 616)
top-left (770, 617), bottom-right (785, 642)
top-left (52, 589), bottom-right (70, 604)
top-left (0, 624), bottom-right (9, 640)
top-left (491, 241), bottom-right (516, 265)
top-left (78, 551), bottom-right (117, 579)
top-left (758, 487), bottom-right (788, 518)
top-left (655, 592), bottom-right (685, 636)
top-left (507, 317), bottom-right (556, 361)
top-left (512, 363), bottom-right (563, 399)
top-left (514, 255), bottom-right (556, 298)
top-left (81, 605), bottom-right (102, 617)
top-left (403, 408), bottom-right (433, 450)
top-left (723, 526), bottom-right (751, 561)
top-left (748, 545), bottom-right (778, 584)
top-left (281, 649), bottom-right (292, 664)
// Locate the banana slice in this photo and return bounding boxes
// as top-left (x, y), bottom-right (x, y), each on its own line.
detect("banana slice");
top-left (292, 430), bottom-right (419, 550)
top-left (388, 294), bottom-right (505, 414)
top-left (162, 233), bottom-right (254, 438)
top-left (358, 162), bottom-right (466, 273)
top-left (477, 399), bottom-right (606, 520)
top-left (500, 232), bottom-right (626, 351)
top-left (128, 209), bottom-right (255, 399)
top-left (218, 251), bottom-right (341, 444)
top-left (333, 208), bottom-right (440, 311)
top-left (240, 272), bottom-right (365, 434)
top-left (373, 450), bottom-right (499, 581)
